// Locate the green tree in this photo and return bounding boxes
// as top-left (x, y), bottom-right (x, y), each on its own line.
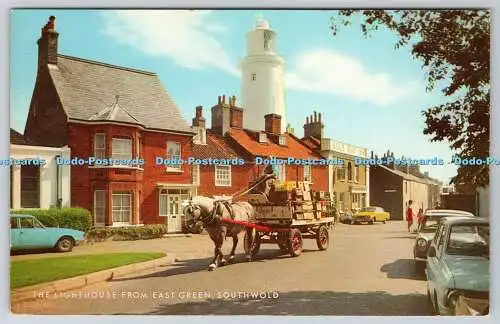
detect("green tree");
top-left (331, 10), bottom-right (490, 192)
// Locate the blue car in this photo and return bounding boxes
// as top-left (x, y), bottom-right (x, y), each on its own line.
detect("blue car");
top-left (426, 217), bottom-right (489, 315)
top-left (10, 214), bottom-right (85, 252)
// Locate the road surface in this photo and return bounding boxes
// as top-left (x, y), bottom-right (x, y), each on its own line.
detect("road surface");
top-left (11, 221), bottom-right (434, 315)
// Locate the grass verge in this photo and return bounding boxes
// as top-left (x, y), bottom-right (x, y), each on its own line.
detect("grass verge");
top-left (11, 252), bottom-right (165, 289)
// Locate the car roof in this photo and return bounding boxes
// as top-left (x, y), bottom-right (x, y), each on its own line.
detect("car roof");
top-left (442, 216), bottom-right (489, 225)
top-left (424, 209), bottom-right (475, 217)
top-left (10, 214), bottom-right (35, 218)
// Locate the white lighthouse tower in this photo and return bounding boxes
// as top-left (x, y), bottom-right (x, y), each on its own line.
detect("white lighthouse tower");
top-left (241, 14), bottom-right (286, 131)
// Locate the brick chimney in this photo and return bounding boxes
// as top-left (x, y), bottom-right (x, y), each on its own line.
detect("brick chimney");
top-left (229, 95), bottom-right (243, 128)
top-left (192, 105), bottom-right (206, 144)
top-left (37, 16), bottom-right (58, 69)
top-left (303, 110), bottom-right (324, 139)
top-left (264, 114), bottom-right (282, 134)
top-left (211, 95), bottom-right (231, 136)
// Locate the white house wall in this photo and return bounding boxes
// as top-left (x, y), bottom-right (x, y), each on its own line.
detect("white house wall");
top-left (10, 144), bottom-right (71, 209)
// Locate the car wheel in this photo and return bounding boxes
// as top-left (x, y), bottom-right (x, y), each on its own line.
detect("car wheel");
top-left (382, 219), bottom-right (386, 224)
top-left (55, 236), bottom-right (74, 252)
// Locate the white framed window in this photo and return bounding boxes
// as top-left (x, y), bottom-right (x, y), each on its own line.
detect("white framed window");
top-left (112, 138), bottom-right (132, 160)
top-left (112, 192), bottom-right (131, 224)
top-left (215, 165), bottom-right (231, 186)
top-left (159, 189), bottom-right (190, 216)
top-left (279, 135), bottom-right (286, 146)
top-left (192, 165), bottom-right (200, 185)
top-left (303, 165), bottom-right (312, 182)
top-left (347, 162), bottom-right (353, 181)
top-left (259, 132), bottom-right (267, 143)
top-left (167, 141), bottom-right (182, 171)
top-left (93, 190), bottom-right (106, 226)
top-left (94, 133), bottom-right (106, 159)
top-left (355, 165), bottom-right (360, 183)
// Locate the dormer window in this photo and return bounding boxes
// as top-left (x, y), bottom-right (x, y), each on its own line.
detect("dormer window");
top-left (279, 135), bottom-right (286, 146)
top-left (259, 132), bottom-right (267, 143)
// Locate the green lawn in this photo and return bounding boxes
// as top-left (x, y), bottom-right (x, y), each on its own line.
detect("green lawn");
top-left (11, 252), bottom-right (165, 289)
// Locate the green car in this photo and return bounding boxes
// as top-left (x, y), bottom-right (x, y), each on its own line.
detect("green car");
top-left (426, 217), bottom-right (489, 316)
top-left (10, 214), bottom-right (85, 252)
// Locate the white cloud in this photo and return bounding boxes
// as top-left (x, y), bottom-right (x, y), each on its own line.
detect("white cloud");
top-left (101, 10), bottom-right (239, 75)
top-left (285, 49), bottom-right (419, 106)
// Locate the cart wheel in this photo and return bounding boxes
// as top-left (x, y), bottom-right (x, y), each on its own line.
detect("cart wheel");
top-left (243, 231), bottom-right (261, 257)
top-left (316, 225), bottom-right (329, 250)
top-left (288, 229), bottom-right (303, 257)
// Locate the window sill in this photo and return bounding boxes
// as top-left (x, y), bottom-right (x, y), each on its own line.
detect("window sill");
top-left (215, 184), bottom-right (232, 187)
top-left (166, 169), bottom-right (184, 174)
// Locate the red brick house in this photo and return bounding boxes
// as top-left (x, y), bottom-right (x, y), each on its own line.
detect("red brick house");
top-left (24, 16), bottom-right (196, 231)
top-left (190, 95), bottom-right (329, 197)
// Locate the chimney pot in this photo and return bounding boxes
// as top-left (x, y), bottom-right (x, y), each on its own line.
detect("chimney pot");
top-left (196, 106), bottom-right (203, 117)
top-left (222, 95), bottom-right (226, 104)
top-left (314, 111), bottom-right (317, 122)
top-left (318, 113), bottom-right (322, 123)
top-left (306, 117), bottom-right (309, 124)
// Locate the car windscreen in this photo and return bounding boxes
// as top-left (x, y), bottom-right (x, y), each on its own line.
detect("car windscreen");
top-left (419, 219), bottom-right (439, 233)
top-left (361, 207), bottom-right (376, 212)
top-left (446, 224), bottom-right (489, 258)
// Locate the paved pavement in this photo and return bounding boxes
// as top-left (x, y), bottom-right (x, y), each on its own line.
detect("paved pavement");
top-left (11, 221), bottom-right (434, 315)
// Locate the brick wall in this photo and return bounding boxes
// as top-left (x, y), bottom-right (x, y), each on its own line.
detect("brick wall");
top-left (24, 70), bottom-right (68, 147)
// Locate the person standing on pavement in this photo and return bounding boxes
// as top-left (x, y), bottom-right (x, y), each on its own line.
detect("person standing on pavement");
top-left (406, 200), bottom-right (415, 232)
top-left (417, 208), bottom-right (424, 231)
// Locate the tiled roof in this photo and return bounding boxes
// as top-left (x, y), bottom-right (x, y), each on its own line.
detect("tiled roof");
top-left (48, 55), bottom-right (193, 134)
top-left (227, 129), bottom-right (321, 159)
top-left (10, 129), bottom-right (28, 145)
top-left (301, 136), bottom-right (321, 150)
top-left (191, 131), bottom-right (241, 160)
top-left (378, 165), bottom-right (430, 184)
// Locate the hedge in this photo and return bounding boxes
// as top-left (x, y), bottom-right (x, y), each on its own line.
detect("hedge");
top-left (11, 208), bottom-right (92, 232)
top-left (86, 225), bottom-right (170, 242)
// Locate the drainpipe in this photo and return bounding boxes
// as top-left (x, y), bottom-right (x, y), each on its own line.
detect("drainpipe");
top-left (55, 155), bottom-right (62, 208)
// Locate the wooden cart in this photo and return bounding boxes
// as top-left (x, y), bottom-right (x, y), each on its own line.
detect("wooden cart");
top-left (237, 181), bottom-right (336, 258)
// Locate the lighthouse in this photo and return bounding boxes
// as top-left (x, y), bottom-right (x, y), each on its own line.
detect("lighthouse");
top-left (241, 15), bottom-right (286, 132)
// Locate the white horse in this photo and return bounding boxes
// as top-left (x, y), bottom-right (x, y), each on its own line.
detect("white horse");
top-left (183, 195), bottom-right (256, 271)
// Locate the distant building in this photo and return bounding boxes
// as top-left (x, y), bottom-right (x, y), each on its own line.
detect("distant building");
top-left (10, 129), bottom-right (71, 209)
top-left (369, 151), bottom-right (441, 220)
top-left (301, 112), bottom-right (369, 214)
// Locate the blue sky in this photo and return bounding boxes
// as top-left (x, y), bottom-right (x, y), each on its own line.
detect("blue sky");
top-left (10, 9), bottom-right (458, 183)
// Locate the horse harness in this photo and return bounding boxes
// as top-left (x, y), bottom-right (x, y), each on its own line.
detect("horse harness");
top-left (201, 200), bottom-right (234, 227)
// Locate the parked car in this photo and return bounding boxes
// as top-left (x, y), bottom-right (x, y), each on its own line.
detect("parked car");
top-left (352, 206), bottom-right (390, 224)
top-left (426, 217), bottom-right (489, 316)
top-left (10, 214), bottom-right (85, 252)
top-left (413, 209), bottom-right (475, 265)
top-left (339, 210), bottom-right (353, 224)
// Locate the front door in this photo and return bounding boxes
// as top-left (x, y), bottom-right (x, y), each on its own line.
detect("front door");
top-left (159, 189), bottom-right (190, 233)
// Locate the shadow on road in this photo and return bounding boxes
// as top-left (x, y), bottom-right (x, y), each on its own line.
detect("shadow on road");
top-left (133, 290), bottom-right (433, 315)
top-left (108, 248), bottom-right (320, 282)
top-left (385, 235), bottom-right (416, 240)
top-left (380, 259), bottom-right (426, 281)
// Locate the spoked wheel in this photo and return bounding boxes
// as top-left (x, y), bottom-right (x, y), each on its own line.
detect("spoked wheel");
top-left (243, 231), bottom-right (261, 258)
top-left (316, 225), bottom-right (329, 250)
top-left (288, 229), bottom-right (303, 257)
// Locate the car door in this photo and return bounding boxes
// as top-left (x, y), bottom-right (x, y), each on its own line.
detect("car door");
top-left (19, 217), bottom-right (50, 249)
top-left (10, 217), bottom-right (21, 249)
top-left (427, 223), bottom-right (447, 292)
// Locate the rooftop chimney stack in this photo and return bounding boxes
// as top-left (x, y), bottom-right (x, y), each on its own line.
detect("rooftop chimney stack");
top-left (37, 15), bottom-right (59, 68)
top-left (265, 114), bottom-right (282, 134)
top-left (303, 110), bottom-right (324, 140)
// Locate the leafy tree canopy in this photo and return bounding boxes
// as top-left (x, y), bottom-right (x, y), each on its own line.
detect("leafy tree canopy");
top-left (331, 10), bottom-right (490, 192)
